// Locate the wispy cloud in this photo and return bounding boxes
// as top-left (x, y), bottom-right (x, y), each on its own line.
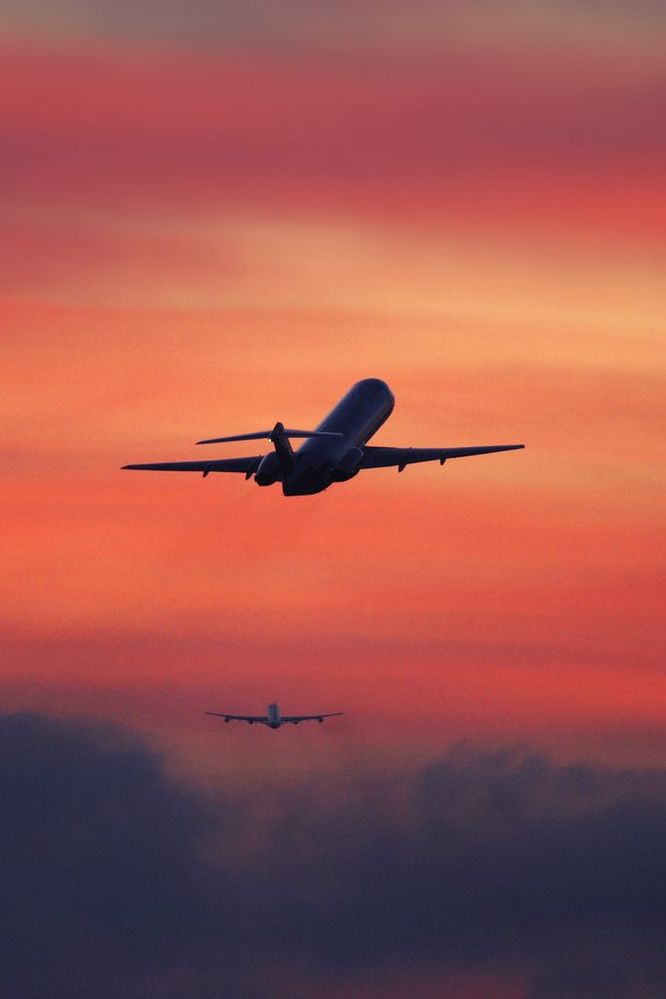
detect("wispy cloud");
top-left (3, 1), bottom-right (665, 62)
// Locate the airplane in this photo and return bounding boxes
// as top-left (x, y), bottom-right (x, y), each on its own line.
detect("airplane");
top-left (123, 377), bottom-right (524, 496)
top-left (205, 702), bottom-right (343, 729)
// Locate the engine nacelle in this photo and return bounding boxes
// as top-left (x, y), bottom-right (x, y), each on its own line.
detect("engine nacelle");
top-left (254, 452), bottom-right (281, 486)
top-left (330, 447), bottom-right (364, 482)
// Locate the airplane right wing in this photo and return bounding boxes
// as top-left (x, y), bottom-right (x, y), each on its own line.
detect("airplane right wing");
top-left (122, 457), bottom-right (263, 477)
top-left (280, 712), bottom-right (344, 723)
top-left (205, 712), bottom-right (267, 724)
top-left (361, 444), bottom-right (524, 470)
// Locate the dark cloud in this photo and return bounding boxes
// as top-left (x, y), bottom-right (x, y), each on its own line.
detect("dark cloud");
top-left (0, 714), bottom-right (259, 999)
top-left (1, 714), bottom-right (665, 998)
top-left (260, 747), bottom-right (666, 992)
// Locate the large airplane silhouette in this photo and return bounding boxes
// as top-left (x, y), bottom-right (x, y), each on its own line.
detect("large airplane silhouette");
top-left (123, 378), bottom-right (524, 495)
top-left (206, 702), bottom-right (342, 729)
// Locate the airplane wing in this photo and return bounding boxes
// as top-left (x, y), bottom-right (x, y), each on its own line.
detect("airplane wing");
top-left (205, 712), bottom-right (268, 724)
top-left (361, 444), bottom-right (524, 470)
top-left (122, 457), bottom-right (263, 477)
top-left (280, 712), bottom-right (343, 723)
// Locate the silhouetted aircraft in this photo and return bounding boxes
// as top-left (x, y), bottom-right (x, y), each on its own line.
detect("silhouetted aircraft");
top-left (123, 378), bottom-right (524, 495)
top-left (206, 702), bottom-right (342, 729)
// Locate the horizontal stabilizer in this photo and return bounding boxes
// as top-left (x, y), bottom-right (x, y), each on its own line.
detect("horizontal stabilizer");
top-left (197, 422), bottom-right (342, 445)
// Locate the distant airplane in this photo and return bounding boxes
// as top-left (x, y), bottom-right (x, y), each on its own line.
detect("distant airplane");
top-left (206, 702), bottom-right (342, 729)
top-left (123, 378), bottom-right (524, 495)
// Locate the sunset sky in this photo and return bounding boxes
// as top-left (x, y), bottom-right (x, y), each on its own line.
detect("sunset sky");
top-left (1, 3), bottom-right (665, 996)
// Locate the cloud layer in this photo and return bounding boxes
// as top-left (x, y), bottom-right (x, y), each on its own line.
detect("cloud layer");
top-left (3, 1), bottom-right (666, 58)
top-left (3, 713), bottom-right (665, 998)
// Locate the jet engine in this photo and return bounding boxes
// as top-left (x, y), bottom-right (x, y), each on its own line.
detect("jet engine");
top-left (330, 447), bottom-right (364, 481)
top-left (254, 452), bottom-right (281, 486)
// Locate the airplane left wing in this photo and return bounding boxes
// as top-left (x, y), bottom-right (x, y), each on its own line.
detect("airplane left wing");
top-left (205, 712), bottom-right (267, 724)
top-left (361, 444), bottom-right (524, 470)
top-left (281, 712), bottom-right (343, 723)
top-left (122, 457), bottom-right (263, 477)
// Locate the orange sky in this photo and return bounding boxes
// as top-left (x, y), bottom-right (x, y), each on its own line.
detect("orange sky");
top-left (1, 4), bottom-right (665, 786)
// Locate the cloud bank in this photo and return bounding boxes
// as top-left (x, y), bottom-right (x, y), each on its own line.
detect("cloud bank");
top-left (2, 713), bottom-right (665, 997)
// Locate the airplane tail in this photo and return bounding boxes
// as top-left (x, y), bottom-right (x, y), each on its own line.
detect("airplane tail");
top-left (196, 422), bottom-right (343, 478)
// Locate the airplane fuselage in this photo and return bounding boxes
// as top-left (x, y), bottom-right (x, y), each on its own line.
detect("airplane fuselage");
top-left (255, 378), bottom-right (395, 495)
top-left (267, 702), bottom-right (282, 729)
